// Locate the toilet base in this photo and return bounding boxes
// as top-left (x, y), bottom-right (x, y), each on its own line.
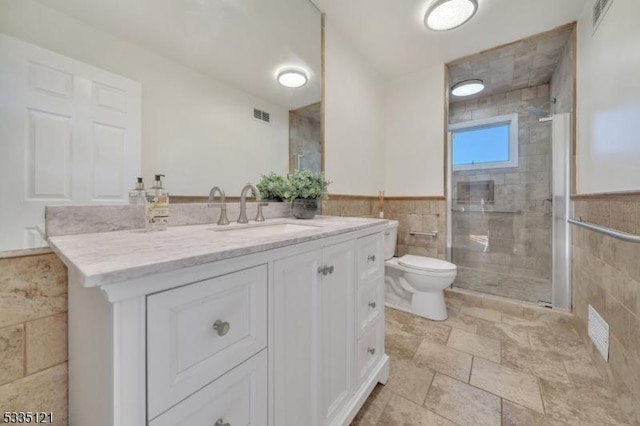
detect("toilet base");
top-left (411, 291), bottom-right (448, 321)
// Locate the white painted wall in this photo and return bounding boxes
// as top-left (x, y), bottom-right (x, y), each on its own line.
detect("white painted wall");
top-left (384, 66), bottom-right (445, 196)
top-left (576, 0), bottom-right (640, 194)
top-left (324, 19), bottom-right (385, 196)
top-left (0, 0), bottom-right (289, 196)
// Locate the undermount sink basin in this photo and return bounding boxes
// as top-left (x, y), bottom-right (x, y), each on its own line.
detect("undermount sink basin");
top-left (212, 222), bottom-right (322, 238)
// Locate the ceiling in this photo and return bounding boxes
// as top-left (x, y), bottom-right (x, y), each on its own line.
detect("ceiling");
top-left (312, 0), bottom-right (586, 79)
top-left (448, 25), bottom-right (573, 103)
top-left (35, 0), bottom-right (322, 110)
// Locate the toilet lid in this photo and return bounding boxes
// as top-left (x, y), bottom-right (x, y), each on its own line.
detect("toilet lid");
top-left (398, 255), bottom-right (457, 272)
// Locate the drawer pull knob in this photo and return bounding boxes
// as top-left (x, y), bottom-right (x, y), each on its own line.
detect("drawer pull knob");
top-left (213, 320), bottom-right (230, 336)
top-left (318, 265), bottom-right (336, 276)
top-left (368, 347), bottom-right (376, 355)
top-left (368, 301), bottom-right (376, 309)
top-left (367, 254), bottom-right (376, 262)
top-left (215, 419), bottom-right (230, 426)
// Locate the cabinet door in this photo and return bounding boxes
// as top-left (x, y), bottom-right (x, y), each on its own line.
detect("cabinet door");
top-left (319, 240), bottom-right (355, 425)
top-left (273, 249), bottom-right (322, 426)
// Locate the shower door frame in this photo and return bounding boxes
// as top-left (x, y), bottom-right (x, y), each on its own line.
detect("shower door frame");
top-left (445, 114), bottom-right (572, 311)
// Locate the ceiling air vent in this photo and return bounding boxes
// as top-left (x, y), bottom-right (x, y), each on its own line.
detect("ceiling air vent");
top-left (592, 0), bottom-right (613, 34)
top-left (253, 107), bottom-right (271, 124)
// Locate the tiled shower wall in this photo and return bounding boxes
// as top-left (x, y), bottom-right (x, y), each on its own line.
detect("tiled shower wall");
top-left (572, 198), bottom-right (640, 424)
top-left (449, 84), bottom-right (553, 301)
top-left (289, 104), bottom-right (321, 173)
top-left (322, 196), bottom-right (447, 260)
top-left (0, 253), bottom-right (68, 424)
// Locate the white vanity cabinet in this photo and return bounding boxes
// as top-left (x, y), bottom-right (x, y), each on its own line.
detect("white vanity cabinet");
top-left (273, 232), bottom-right (387, 426)
top-left (273, 240), bottom-right (355, 426)
top-left (59, 219), bottom-right (389, 426)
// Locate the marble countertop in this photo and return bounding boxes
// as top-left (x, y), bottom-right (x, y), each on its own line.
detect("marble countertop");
top-left (48, 216), bottom-right (387, 288)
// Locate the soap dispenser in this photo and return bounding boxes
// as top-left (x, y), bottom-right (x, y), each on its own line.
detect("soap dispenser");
top-left (145, 174), bottom-right (169, 231)
top-left (128, 177), bottom-right (146, 205)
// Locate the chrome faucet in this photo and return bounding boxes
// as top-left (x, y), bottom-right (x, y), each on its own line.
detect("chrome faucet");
top-left (207, 186), bottom-right (230, 225)
top-left (238, 183), bottom-right (266, 224)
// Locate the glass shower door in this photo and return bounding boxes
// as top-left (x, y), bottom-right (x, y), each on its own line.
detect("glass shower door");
top-left (448, 121), bottom-right (553, 304)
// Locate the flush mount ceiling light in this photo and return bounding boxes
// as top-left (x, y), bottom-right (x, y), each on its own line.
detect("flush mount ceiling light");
top-left (424, 0), bottom-right (478, 31)
top-left (451, 79), bottom-right (484, 96)
top-left (277, 68), bottom-right (308, 88)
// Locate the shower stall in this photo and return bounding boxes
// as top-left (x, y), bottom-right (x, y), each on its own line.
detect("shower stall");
top-left (446, 101), bottom-right (571, 310)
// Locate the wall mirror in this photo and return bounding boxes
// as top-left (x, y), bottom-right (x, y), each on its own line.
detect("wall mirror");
top-left (0, 0), bottom-right (322, 252)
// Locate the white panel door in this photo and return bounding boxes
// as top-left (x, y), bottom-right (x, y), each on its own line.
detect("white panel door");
top-left (0, 34), bottom-right (141, 251)
top-left (319, 240), bottom-right (355, 425)
top-left (273, 249), bottom-right (322, 426)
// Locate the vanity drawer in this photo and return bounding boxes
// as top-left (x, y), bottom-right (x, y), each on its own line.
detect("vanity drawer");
top-left (356, 319), bottom-right (383, 384)
top-left (147, 265), bottom-right (267, 419)
top-left (357, 233), bottom-right (383, 284)
top-left (149, 350), bottom-right (267, 426)
top-left (357, 278), bottom-right (383, 337)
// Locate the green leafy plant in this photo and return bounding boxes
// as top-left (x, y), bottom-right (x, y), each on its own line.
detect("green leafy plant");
top-left (256, 172), bottom-right (292, 201)
top-left (286, 169), bottom-right (331, 201)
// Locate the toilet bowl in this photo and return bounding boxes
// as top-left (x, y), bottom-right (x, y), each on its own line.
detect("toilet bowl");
top-left (384, 221), bottom-right (457, 321)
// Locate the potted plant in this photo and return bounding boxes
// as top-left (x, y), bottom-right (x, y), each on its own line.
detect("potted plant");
top-left (286, 169), bottom-right (331, 219)
top-left (256, 172), bottom-right (292, 202)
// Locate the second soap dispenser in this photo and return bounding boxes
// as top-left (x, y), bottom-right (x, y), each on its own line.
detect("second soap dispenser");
top-left (145, 174), bottom-right (169, 231)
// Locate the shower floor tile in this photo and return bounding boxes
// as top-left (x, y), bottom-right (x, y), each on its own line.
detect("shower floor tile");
top-left (453, 266), bottom-right (551, 303)
top-left (352, 303), bottom-right (632, 426)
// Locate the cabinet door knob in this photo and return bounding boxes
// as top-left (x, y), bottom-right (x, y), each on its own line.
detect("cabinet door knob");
top-left (367, 347), bottom-right (376, 355)
top-left (367, 254), bottom-right (376, 262)
top-left (213, 320), bottom-right (230, 336)
top-left (368, 301), bottom-right (376, 309)
top-left (327, 265), bottom-right (334, 274)
top-left (215, 419), bottom-right (230, 426)
top-left (318, 266), bottom-right (327, 276)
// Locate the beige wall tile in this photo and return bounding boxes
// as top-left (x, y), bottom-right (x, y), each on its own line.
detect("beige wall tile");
top-left (572, 197), bottom-right (640, 422)
top-left (0, 254), bottom-right (67, 328)
top-left (26, 313), bottom-right (68, 375)
top-left (0, 363), bottom-right (68, 425)
top-left (0, 324), bottom-right (24, 386)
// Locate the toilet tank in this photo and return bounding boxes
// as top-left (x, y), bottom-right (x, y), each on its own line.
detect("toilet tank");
top-left (384, 220), bottom-right (398, 260)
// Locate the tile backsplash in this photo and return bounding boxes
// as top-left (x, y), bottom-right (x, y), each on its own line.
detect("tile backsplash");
top-left (322, 195), bottom-right (447, 260)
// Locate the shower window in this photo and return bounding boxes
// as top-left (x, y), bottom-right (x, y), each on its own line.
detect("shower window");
top-left (449, 113), bottom-right (518, 171)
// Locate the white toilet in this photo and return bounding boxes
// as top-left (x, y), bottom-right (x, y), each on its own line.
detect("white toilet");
top-left (384, 220), bottom-right (457, 321)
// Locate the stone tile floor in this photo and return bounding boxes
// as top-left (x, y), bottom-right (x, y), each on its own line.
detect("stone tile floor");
top-left (352, 295), bottom-right (631, 426)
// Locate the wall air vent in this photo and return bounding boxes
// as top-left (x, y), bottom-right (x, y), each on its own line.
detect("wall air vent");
top-left (253, 107), bottom-right (271, 124)
top-left (588, 304), bottom-right (609, 361)
top-left (592, 0), bottom-right (613, 34)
